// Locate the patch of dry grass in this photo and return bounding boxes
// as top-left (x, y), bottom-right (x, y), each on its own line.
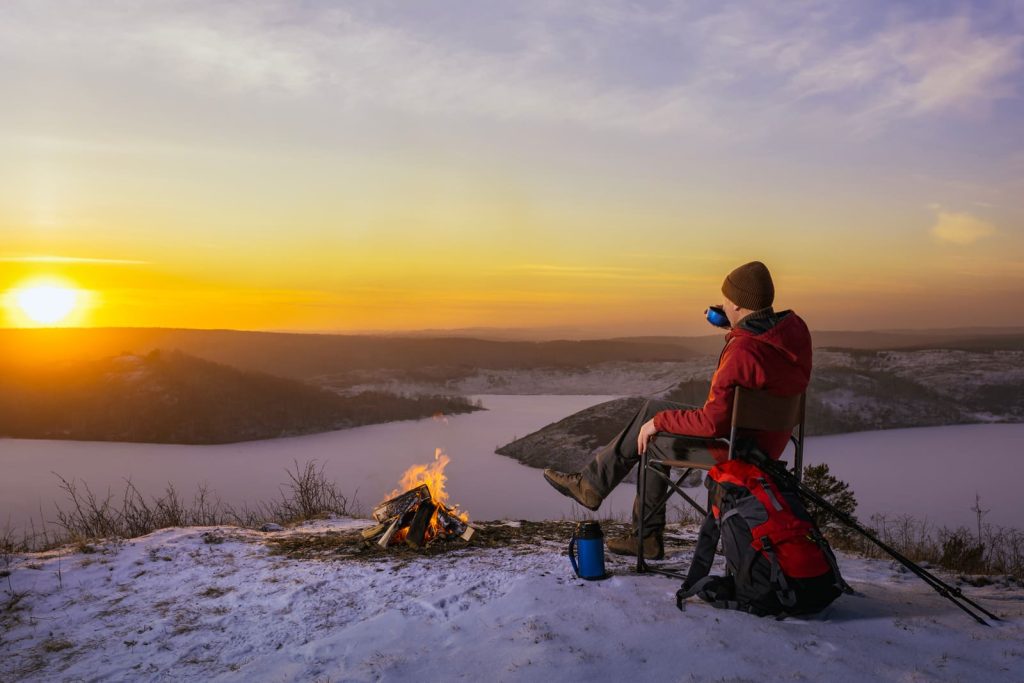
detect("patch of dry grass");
top-left (264, 519), bottom-right (641, 562)
top-left (5, 459), bottom-right (360, 554)
top-left (830, 513), bottom-right (1024, 582)
top-left (40, 637), bottom-right (74, 653)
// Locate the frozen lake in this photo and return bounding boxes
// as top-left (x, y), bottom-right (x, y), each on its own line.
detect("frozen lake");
top-left (1, 394), bottom-right (1021, 538)
top-left (802, 423), bottom-right (1024, 531)
top-left (0, 395), bottom-right (640, 538)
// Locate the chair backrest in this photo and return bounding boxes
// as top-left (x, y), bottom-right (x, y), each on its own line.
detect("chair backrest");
top-left (730, 386), bottom-right (804, 432)
top-left (728, 386), bottom-right (806, 480)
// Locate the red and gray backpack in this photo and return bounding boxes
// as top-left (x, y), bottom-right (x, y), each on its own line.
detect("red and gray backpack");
top-left (677, 459), bottom-right (851, 617)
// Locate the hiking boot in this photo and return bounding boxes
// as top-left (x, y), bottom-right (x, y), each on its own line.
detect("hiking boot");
top-left (607, 530), bottom-right (665, 560)
top-left (542, 469), bottom-right (602, 511)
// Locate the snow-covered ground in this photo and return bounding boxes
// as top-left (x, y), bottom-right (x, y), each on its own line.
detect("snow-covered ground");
top-left (3, 517), bottom-right (1022, 682)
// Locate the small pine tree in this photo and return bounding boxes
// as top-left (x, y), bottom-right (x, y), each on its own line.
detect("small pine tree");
top-left (802, 463), bottom-right (858, 541)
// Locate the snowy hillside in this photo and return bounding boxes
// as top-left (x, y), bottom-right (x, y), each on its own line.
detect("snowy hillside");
top-left (3, 518), bottom-right (1022, 682)
top-left (491, 345), bottom-right (1024, 481)
top-left (329, 347), bottom-right (1024, 430)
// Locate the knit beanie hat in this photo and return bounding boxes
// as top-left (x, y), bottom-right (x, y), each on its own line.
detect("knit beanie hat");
top-left (722, 261), bottom-right (774, 310)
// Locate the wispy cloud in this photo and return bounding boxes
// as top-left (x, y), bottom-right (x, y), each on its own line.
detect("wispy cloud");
top-left (4, 1), bottom-right (1018, 142)
top-left (0, 255), bottom-right (150, 265)
top-left (929, 208), bottom-right (996, 245)
top-left (785, 13), bottom-right (1024, 135)
top-left (497, 264), bottom-right (715, 283)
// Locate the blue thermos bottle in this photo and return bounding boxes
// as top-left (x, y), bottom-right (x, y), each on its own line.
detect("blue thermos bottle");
top-left (568, 521), bottom-right (608, 580)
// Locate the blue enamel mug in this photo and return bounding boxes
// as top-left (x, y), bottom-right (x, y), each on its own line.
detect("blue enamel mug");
top-left (568, 521), bottom-right (608, 580)
top-left (705, 305), bottom-right (730, 328)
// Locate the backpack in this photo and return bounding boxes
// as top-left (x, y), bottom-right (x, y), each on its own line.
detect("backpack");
top-left (677, 458), bottom-right (851, 617)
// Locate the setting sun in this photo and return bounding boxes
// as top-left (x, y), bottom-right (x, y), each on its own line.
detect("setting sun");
top-left (16, 285), bottom-right (77, 323)
top-left (3, 278), bottom-right (91, 327)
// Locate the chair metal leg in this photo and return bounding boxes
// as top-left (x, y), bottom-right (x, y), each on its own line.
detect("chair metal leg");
top-left (636, 459), bottom-right (689, 581)
top-left (643, 467), bottom-right (707, 521)
top-left (637, 450), bottom-right (647, 573)
top-left (641, 469), bottom-right (688, 527)
top-left (637, 456), bottom-right (709, 577)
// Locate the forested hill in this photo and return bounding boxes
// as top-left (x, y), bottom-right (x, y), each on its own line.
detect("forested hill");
top-left (0, 327), bottom-right (700, 382)
top-left (0, 349), bottom-right (480, 445)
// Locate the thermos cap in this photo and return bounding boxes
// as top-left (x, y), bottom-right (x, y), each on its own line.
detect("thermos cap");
top-left (575, 521), bottom-right (603, 539)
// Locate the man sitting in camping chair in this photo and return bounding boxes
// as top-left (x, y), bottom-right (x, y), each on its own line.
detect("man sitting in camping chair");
top-left (543, 261), bottom-right (812, 559)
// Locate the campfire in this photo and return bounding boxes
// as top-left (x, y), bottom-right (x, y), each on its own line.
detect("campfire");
top-left (361, 447), bottom-right (476, 548)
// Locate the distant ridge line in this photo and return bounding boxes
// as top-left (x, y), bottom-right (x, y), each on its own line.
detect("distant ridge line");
top-left (4, 324), bottom-right (1024, 341)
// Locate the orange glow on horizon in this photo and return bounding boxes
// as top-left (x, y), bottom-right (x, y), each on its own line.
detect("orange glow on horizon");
top-left (1, 242), bottom-right (1020, 336)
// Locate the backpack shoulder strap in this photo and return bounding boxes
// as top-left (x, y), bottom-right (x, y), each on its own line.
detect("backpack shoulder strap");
top-left (676, 575), bottom-right (776, 618)
top-left (676, 512), bottom-right (722, 610)
top-left (675, 575), bottom-right (719, 608)
top-left (809, 527), bottom-right (856, 595)
top-left (760, 535), bottom-right (798, 608)
top-left (683, 511), bottom-right (721, 586)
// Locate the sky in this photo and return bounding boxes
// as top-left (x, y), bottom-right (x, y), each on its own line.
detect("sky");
top-left (1, 0), bottom-right (1022, 337)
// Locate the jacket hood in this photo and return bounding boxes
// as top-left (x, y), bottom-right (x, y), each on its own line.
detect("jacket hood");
top-left (727, 308), bottom-right (812, 367)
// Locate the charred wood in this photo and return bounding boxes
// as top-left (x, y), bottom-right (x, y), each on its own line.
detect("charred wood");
top-left (373, 484), bottom-right (431, 522)
top-left (405, 501), bottom-right (437, 549)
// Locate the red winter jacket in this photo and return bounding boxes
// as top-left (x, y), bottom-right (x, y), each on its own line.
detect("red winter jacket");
top-left (652, 308), bottom-right (812, 463)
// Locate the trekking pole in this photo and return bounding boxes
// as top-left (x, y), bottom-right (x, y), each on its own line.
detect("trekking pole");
top-left (741, 448), bottom-right (1001, 626)
top-left (804, 487), bottom-right (998, 626)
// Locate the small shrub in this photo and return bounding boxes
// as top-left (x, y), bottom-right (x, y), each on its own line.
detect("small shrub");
top-left (939, 528), bottom-right (986, 574)
top-left (801, 463), bottom-right (858, 540)
top-left (273, 459), bottom-right (353, 523)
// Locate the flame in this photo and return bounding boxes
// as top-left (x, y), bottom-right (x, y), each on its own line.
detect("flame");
top-left (387, 447), bottom-right (469, 544)
top-left (431, 411), bottom-right (449, 425)
top-left (389, 447), bottom-right (446, 502)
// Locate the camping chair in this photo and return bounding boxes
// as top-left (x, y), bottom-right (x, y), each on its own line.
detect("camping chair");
top-left (635, 386), bottom-right (807, 577)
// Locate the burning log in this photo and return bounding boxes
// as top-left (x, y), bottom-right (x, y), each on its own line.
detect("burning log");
top-left (437, 505), bottom-right (475, 542)
top-left (405, 501), bottom-right (437, 549)
top-left (377, 514), bottom-right (404, 548)
top-left (363, 447), bottom-right (475, 549)
top-left (373, 484), bottom-right (430, 523)
top-left (360, 521), bottom-right (390, 540)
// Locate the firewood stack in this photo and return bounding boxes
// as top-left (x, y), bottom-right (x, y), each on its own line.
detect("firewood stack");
top-left (361, 483), bottom-right (476, 549)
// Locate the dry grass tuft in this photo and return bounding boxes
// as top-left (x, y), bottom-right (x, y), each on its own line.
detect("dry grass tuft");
top-left (40, 637), bottom-right (74, 653)
top-left (264, 519), bottom-right (639, 562)
top-left (5, 459), bottom-right (360, 554)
